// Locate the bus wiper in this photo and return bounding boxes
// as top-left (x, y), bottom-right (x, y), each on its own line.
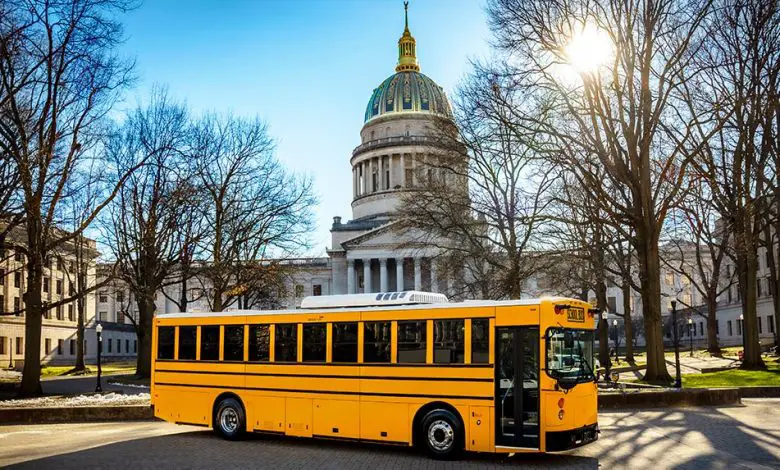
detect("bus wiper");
top-left (578, 353), bottom-right (594, 380)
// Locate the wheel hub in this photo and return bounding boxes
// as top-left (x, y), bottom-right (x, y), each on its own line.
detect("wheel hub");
top-left (427, 420), bottom-right (454, 451)
top-left (220, 407), bottom-right (239, 433)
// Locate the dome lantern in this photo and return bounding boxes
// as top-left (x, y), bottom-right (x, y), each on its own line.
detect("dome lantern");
top-left (396, 2), bottom-right (419, 73)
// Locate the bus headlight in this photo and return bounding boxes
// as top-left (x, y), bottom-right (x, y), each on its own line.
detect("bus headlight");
top-left (558, 409), bottom-right (565, 420)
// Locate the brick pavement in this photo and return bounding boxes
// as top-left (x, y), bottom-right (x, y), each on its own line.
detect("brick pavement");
top-left (1, 399), bottom-right (778, 469)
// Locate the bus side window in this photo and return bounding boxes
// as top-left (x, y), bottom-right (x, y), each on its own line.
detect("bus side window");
top-left (397, 320), bottom-right (426, 363)
top-left (248, 325), bottom-right (270, 361)
top-left (364, 321), bottom-right (391, 363)
top-left (178, 326), bottom-right (197, 360)
top-left (275, 323), bottom-right (298, 362)
top-left (433, 319), bottom-right (464, 364)
top-left (332, 322), bottom-right (358, 362)
top-left (224, 325), bottom-right (244, 361)
top-left (302, 323), bottom-right (326, 362)
top-left (471, 319), bottom-right (490, 364)
top-left (200, 326), bottom-right (220, 361)
top-left (157, 326), bottom-right (175, 360)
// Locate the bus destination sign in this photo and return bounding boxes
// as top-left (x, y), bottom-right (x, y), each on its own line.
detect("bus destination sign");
top-left (567, 307), bottom-right (585, 323)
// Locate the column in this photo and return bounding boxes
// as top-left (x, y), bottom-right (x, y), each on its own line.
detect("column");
top-left (347, 259), bottom-right (355, 294)
top-left (389, 155), bottom-right (394, 189)
top-left (414, 257), bottom-right (422, 291)
top-left (431, 260), bottom-right (438, 293)
top-left (400, 153), bottom-right (405, 187)
top-left (396, 257), bottom-right (404, 291)
top-left (380, 258), bottom-right (388, 292)
top-left (363, 259), bottom-right (372, 293)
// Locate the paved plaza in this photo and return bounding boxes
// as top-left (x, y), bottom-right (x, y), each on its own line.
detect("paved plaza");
top-left (1, 399), bottom-right (778, 469)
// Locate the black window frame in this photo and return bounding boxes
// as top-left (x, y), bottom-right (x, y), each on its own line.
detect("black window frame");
top-left (397, 320), bottom-right (427, 364)
top-left (200, 325), bottom-right (220, 361)
top-left (302, 323), bottom-right (327, 362)
top-left (223, 325), bottom-right (244, 362)
top-left (248, 324), bottom-right (271, 362)
top-left (177, 326), bottom-right (196, 360)
top-left (157, 327), bottom-right (175, 359)
top-left (471, 318), bottom-right (490, 364)
top-left (332, 322), bottom-right (358, 363)
top-left (275, 323), bottom-right (298, 362)
top-left (433, 319), bottom-right (465, 364)
top-left (364, 321), bottom-right (391, 363)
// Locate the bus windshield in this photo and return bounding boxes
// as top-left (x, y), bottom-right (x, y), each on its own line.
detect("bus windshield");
top-left (545, 328), bottom-right (595, 385)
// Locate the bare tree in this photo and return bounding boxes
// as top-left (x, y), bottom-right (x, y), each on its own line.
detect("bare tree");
top-left (104, 88), bottom-right (194, 378)
top-left (0, 0), bottom-right (137, 395)
top-left (688, 0), bottom-right (778, 367)
top-left (486, 0), bottom-right (716, 383)
top-left (398, 67), bottom-right (556, 300)
top-left (192, 114), bottom-right (315, 312)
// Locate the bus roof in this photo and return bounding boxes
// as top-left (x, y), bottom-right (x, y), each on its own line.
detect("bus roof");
top-left (156, 294), bottom-right (577, 319)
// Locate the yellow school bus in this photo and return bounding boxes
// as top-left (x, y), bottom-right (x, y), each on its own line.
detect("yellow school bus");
top-left (151, 292), bottom-right (598, 459)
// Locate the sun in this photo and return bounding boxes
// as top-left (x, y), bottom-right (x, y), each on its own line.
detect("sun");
top-left (565, 24), bottom-right (613, 74)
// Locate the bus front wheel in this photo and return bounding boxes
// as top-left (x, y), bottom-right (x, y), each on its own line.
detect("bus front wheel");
top-left (420, 409), bottom-right (463, 459)
top-left (214, 397), bottom-right (246, 440)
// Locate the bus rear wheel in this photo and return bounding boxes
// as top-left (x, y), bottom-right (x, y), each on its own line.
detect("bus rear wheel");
top-left (214, 397), bottom-right (245, 440)
top-left (420, 409), bottom-right (463, 460)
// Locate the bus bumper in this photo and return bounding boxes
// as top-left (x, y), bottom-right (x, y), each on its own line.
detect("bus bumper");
top-left (545, 423), bottom-right (599, 452)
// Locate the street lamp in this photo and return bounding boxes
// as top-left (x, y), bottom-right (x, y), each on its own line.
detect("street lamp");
top-left (671, 301), bottom-right (682, 388)
top-left (8, 337), bottom-right (13, 369)
top-left (612, 319), bottom-right (620, 364)
top-left (95, 323), bottom-right (103, 393)
top-left (688, 317), bottom-right (694, 357)
top-left (739, 314), bottom-right (745, 360)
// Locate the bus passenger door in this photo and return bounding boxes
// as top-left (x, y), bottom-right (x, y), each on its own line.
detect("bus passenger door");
top-left (495, 327), bottom-right (540, 449)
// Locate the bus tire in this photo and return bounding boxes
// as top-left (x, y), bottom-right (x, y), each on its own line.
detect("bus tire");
top-left (213, 397), bottom-right (245, 440)
top-left (420, 409), bottom-right (463, 460)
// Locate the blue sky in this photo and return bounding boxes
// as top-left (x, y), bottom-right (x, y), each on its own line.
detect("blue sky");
top-left (119, 0), bottom-right (491, 255)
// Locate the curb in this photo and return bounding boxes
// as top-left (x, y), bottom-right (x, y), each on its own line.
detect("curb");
top-left (739, 386), bottom-right (780, 398)
top-left (0, 405), bottom-right (154, 424)
top-left (598, 387), bottom-right (741, 409)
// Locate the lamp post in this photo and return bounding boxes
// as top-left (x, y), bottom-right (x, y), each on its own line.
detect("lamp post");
top-left (8, 337), bottom-right (13, 369)
top-left (671, 301), bottom-right (681, 388)
top-left (612, 319), bottom-right (619, 364)
top-left (688, 317), bottom-right (694, 357)
top-left (95, 323), bottom-right (103, 393)
top-left (739, 314), bottom-right (745, 358)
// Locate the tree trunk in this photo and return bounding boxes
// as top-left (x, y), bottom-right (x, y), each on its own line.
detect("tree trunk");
top-left (637, 237), bottom-right (673, 384)
top-left (595, 277), bottom-right (610, 373)
top-left (19, 233), bottom-right (44, 396)
top-left (135, 292), bottom-right (155, 378)
top-left (764, 223), bottom-right (779, 348)
top-left (75, 277), bottom-right (86, 370)
top-left (706, 294), bottom-right (720, 355)
top-left (736, 247), bottom-right (764, 368)
top-left (621, 281), bottom-right (635, 361)
top-left (179, 277), bottom-right (188, 313)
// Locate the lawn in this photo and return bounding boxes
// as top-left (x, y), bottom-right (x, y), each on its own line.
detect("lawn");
top-left (39, 361), bottom-right (136, 378)
top-left (682, 360), bottom-right (780, 388)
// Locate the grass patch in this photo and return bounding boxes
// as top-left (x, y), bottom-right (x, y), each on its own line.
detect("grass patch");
top-left (682, 361), bottom-right (780, 388)
top-left (39, 361), bottom-right (135, 378)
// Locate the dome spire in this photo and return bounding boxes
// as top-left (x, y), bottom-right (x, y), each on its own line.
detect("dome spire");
top-left (396, 1), bottom-right (420, 72)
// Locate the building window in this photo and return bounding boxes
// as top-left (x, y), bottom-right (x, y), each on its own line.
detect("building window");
top-left (0, 337), bottom-right (5, 354)
top-left (737, 319), bottom-right (742, 336)
top-left (312, 284), bottom-right (322, 296)
top-left (664, 272), bottom-right (674, 286)
top-left (70, 339), bottom-right (75, 355)
top-left (433, 319), bottom-right (464, 364)
top-left (332, 322), bottom-right (358, 363)
top-left (116, 291), bottom-right (124, 303)
top-left (728, 288), bottom-right (732, 303)
top-left (294, 285), bottom-right (304, 298)
top-left (758, 317), bottom-right (763, 334)
top-left (248, 325), bottom-right (270, 362)
top-left (716, 321), bottom-right (719, 335)
top-left (98, 311), bottom-right (107, 322)
top-left (200, 326), bottom-right (219, 361)
top-left (397, 320), bottom-right (426, 363)
top-left (14, 272), bottom-right (21, 288)
top-left (57, 339), bottom-right (63, 355)
top-left (372, 170), bottom-right (377, 192)
top-left (84, 339), bottom-right (87, 355)
top-left (56, 305), bottom-right (63, 320)
top-left (364, 321), bottom-right (391, 363)
top-left (727, 320), bottom-right (733, 336)
top-left (16, 337), bottom-right (23, 355)
top-left (45, 338), bottom-right (51, 354)
top-left (157, 327), bottom-right (175, 360)
top-left (56, 258), bottom-right (63, 271)
top-left (699, 322), bottom-right (704, 336)
top-left (13, 297), bottom-right (20, 313)
top-left (14, 251), bottom-right (23, 262)
top-left (108, 338), bottom-right (113, 353)
top-left (769, 315), bottom-right (775, 334)
top-left (302, 324), bottom-right (326, 362)
top-left (68, 304), bottom-right (74, 321)
top-left (69, 281), bottom-right (75, 296)
top-left (758, 279), bottom-right (763, 297)
top-left (607, 296), bottom-right (617, 313)
top-left (274, 324), bottom-right (298, 362)
top-left (0, 268), bottom-right (4, 285)
top-left (99, 291), bottom-right (108, 303)
top-left (126, 339), bottom-right (130, 353)
top-left (117, 339), bottom-right (121, 353)
top-left (43, 277), bottom-right (49, 293)
top-left (55, 279), bottom-right (62, 295)
top-left (134, 340), bottom-right (137, 353)
top-left (223, 326), bottom-right (244, 361)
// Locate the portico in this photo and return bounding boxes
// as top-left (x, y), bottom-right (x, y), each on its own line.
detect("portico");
top-left (344, 255), bottom-right (439, 294)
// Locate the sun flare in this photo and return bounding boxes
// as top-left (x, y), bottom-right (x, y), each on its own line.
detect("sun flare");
top-left (565, 24), bottom-right (613, 74)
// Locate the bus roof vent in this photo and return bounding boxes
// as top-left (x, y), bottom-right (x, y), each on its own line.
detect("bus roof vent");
top-left (300, 291), bottom-right (449, 309)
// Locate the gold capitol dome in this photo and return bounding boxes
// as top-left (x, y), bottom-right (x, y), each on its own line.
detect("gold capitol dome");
top-left (364, 1), bottom-right (453, 123)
